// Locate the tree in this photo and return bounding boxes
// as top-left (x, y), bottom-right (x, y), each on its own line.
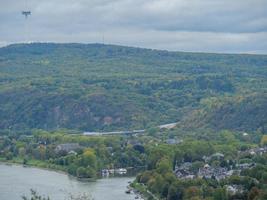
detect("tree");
top-left (149, 174), bottom-right (166, 196)
top-left (5, 152), bottom-right (13, 160)
top-left (76, 166), bottom-right (95, 178)
top-left (139, 171), bottom-right (152, 184)
top-left (260, 135), bottom-right (267, 146)
top-left (184, 186), bottom-right (200, 200)
top-left (213, 187), bottom-right (227, 200)
top-left (133, 144), bottom-right (145, 154)
top-left (174, 149), bottom-right (183, 167)
top-left (248, 187), bottom-right (260, 200)
top-left (148, 127), bottom-right (159, 136)
top-left (167, 182), bottom-right (183, 200)
top-left (191, 161), bottom-right (204, 174)
top-left (18, 147), bottom-right (26, 157)
top-left (76, 167), bottom-right (87, 178)
top-left (82, 149), bottom-right (97, 169)
top-left (67, 164), bottom-right (78, 176)
top-left (147, 145), bottom-right (174, 170)
top-left (156, 158), bottom-right (172, 174)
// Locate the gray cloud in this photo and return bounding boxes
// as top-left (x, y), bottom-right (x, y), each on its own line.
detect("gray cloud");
top-left (0, 0), bottom-right (266, 53)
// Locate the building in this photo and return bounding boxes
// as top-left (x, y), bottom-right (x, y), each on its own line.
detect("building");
top-left (236, 163), bottom-right (255, 170)
top-left (226, 185), bottom-right (244, 195)
top-left (174, 162), bottom-right (195, 179)
top-left (198, 165), bottom-right (231, 181)
top-left (55, 143), bottom-right (81, 153)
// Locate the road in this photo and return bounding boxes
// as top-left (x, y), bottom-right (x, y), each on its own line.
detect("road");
top-left (82, 122), bottom-right (178, 136)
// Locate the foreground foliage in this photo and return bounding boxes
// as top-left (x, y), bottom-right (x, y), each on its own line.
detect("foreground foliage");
top-left (22, 189), bottom-right (92, 200)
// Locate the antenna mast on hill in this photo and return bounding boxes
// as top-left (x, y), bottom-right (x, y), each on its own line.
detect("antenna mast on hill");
top-left (22, 11), bottom-right (31, 19)
top-left (21, 0), bottom-right (31, 42)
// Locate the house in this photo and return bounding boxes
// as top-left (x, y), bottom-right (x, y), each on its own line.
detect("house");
top-left (55, 143), bottom-right (81, 153)
top-left (254, 147), bottom-right (267, 155)
top-left (115, 168), bottom-right (127, 174)
top-left (226, 185), bottom-right (244, 195)
top-left (174, 162), bottom-right (194, 179)
top-left (175, 169), bottom-right (192, 179)
top-left (243, 146), bottom-right (267, 156)
top-left (236, 163), bottom-right (255, 170)
top-left (68, 150), bottom-right (78, 155)
top-left (101, 169), bottom-right (110, 176)
top-left (198, 165), bottom-right (230, 181)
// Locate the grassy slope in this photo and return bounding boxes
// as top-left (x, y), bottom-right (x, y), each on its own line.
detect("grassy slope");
top-left (0, 43), bottom-right (266, 132)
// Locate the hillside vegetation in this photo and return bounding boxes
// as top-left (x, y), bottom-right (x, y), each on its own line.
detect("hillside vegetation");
top-left (0, 43), bottom-right (266, 132)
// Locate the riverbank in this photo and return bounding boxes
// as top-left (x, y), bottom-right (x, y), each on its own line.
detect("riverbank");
top-left (0, 157), bottom-right (139, 183)
top-left (130, 181), bottom-right (160, 200)
top-left (0, 157), bottom-right (96, 181)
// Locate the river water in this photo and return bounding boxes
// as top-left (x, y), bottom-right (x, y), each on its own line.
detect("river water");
top-left (0, 164), bottom-right (137, 200)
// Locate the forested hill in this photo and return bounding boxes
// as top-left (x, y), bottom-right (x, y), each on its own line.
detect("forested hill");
top-left (0, 43), bottom-right (266, 133)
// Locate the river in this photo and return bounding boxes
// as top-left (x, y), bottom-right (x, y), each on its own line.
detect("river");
top-left (0, 164), bottom-right (137, 200)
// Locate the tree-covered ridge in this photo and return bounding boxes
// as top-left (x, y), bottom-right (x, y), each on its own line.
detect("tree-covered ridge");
top-left (0, 43), bottom-right (266, 132)
top-left (182, 93), bottom-right (267, 132)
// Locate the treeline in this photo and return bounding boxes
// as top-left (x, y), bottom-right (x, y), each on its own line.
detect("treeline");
top-left (0, 131), bottom-right (147, 178)
top-left (183, 93), bottom-right (267, 133)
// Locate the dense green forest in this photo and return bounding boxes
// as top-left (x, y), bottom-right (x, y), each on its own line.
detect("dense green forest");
top-left (0, 43), bottom-right (266, 132)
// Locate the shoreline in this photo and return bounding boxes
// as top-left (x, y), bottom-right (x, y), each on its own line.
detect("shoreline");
top-left (0, 161), bottom-right (141, 199)
top-left (0, 162), bottom-right (137, 200)
top-left (129, 181), bottom-right (160, 200)
top-left (0, 160), bottom-right (96, 182)
top-left (0, 160), bottom-right (136, 182)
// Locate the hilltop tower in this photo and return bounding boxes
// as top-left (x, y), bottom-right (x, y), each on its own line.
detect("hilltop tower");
top-left (22, 11), bottom-right (31, 19)
top-left (21, 0), bottom-right (31, 42)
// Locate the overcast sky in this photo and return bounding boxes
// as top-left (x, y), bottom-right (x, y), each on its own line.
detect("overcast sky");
top-left (0, 0), bottom-right (267, 54)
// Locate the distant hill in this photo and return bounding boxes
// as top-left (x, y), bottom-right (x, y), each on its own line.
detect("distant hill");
top-left (0, 43), bottom-right (266, 132)
top-left (181, 93), bottom-right (267, 133)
